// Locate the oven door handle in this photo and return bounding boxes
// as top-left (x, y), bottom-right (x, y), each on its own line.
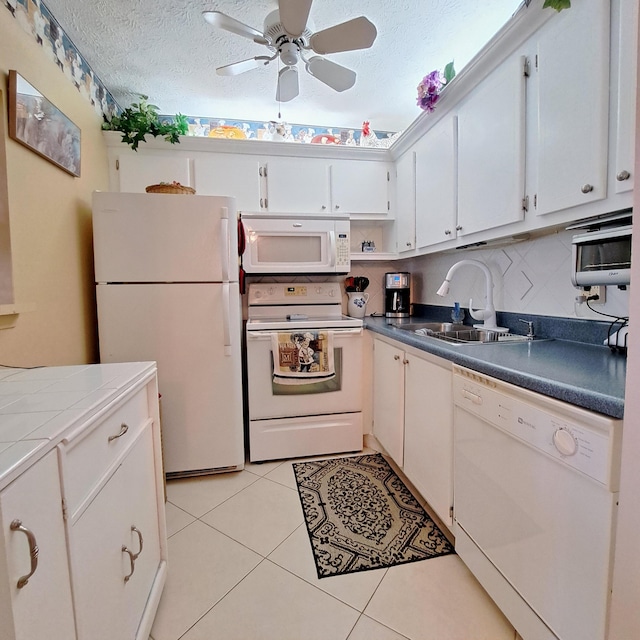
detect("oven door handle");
top-left (246, 328), bottom-right (363, 341)
top-left (222, 282), bottom-right (232, 355)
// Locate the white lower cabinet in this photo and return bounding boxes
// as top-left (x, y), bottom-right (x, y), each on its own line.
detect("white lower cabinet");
top-left (372, 336), bottom-right (453, 528)
top-left (0, 450), bottom-right (76, 640)
top-left (68, 425), bottom-right (162, 640)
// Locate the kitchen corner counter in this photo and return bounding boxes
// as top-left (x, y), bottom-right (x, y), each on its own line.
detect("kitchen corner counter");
top-left (365, 317), bottom-right (626, 419)
top-left (0, 361), bottom-right (157, 489)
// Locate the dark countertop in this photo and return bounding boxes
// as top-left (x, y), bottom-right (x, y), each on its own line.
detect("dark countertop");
top-left (365, 316), bottom-right (626, 419)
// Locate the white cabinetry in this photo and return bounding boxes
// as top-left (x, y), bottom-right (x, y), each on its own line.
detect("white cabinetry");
top-left (372, 338), bottom-right (405, 466)
top-left (612, 0), bottom-right (637, 195)
top-left (330, 160), bottom-right (390, 215)
top-left (395, 150), bottom-right (416, 253)
top-left (532, 0), bottom-right (610, 215)
top-left (372, 335), bottom-right (454, 527)
top-left (403, 351), bottom-right (453, 528)
top-left (457, 54), bottom-right (526, 236)
top-left (116, 153), bottom-right (192, 193)
top-left (264, 157), bottom-right (330, 213)
top-left (61, 381), bottom-right (166, 640)
top-left (0, 451), bottom-right (76, 640)
top-left (415, 115), bottom-right (457, 249)
top-left (193, 154), bottom-right (262, 210)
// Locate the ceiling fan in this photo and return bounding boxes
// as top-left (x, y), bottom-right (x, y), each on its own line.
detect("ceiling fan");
top-left (203, 0), bottom-right (377, 102)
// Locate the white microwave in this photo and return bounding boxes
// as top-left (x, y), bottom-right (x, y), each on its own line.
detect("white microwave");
top-left (571, 225), bottom-right (632, 287)
top-left (240, 213), bottom-right (351, 275)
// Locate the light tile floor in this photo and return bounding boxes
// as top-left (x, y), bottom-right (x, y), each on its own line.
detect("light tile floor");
top-left (150, 450), bottom-right (517, 640)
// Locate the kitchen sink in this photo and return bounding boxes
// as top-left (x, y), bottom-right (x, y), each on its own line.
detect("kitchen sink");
top-left (390, 321), bottom-right (535, 345)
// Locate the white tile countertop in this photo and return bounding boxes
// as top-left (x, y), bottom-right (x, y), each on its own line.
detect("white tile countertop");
top-left (0, 362), bottom-right (156, 490)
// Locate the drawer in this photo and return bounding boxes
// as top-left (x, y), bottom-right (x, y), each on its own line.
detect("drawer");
top-left (62, 386), bottom-right (150, 517)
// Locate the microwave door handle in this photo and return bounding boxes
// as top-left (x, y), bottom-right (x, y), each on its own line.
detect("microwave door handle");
top-left (329, 231), bottom-right (336, 267)
top-left (222, 282), bottom-right (231, 356)
top-left (220, 208), bottom-right (230, 282)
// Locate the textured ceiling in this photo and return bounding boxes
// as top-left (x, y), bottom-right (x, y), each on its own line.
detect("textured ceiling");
top-left (43, 0), bottom-right (523, 131)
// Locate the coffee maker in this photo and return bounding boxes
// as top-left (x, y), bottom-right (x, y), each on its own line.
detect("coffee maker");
top-left (385, 272), bottom-right (411, 318)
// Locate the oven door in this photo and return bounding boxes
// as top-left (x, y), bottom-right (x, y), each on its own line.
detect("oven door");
top-left (246, 327), bottom-right (363, 419)
top-left (241, 216), bottom-right (350, 274)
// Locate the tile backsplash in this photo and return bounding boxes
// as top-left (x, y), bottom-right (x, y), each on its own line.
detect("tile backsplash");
top-left (350, 229), bottom-right (630, 321)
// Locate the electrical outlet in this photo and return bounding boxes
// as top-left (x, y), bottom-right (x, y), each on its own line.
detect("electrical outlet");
top-left (589, 286), bottom-right (606, 305)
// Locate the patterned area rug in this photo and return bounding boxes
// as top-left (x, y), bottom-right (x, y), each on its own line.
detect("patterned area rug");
top-left (293, 453), bottom-right (455, 578)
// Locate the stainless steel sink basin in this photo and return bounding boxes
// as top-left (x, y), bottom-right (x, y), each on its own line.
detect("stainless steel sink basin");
top-left (390, 321), bottom-right (534, 345)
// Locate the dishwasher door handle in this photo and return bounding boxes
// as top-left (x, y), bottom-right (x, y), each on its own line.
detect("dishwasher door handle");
top-left (462, 389), bottom-right (483, 405)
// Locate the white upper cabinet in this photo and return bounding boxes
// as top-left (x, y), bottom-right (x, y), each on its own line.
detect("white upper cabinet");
top-left (395, 150), bottom-right (416, 253)
top-left (533, 0), bottom-right (610, 215)
top-left (330, 160), bottom-right (390, 215)
top-left (116, 154), bottom-right (192, 193)
top-left (193, 154), bottom-right (262, 211)
top-left (457, 53), bottom-right (526, 236)
top-left (613, 0), bottom-right (637, 195)
top-left (264, 157), bottom-right (330, 213)
top-left (415, 115), bottom-right (457, 248)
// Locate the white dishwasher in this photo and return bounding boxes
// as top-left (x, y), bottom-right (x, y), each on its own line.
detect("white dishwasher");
top-left (452, 366), bottom-right (622, 640)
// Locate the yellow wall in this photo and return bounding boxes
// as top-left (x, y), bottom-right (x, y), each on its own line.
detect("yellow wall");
top-left (0, 8), bottom-right (109, 366)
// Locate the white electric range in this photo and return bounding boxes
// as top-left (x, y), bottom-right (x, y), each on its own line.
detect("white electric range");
top-left (245, 282), bottom-right (364, 462)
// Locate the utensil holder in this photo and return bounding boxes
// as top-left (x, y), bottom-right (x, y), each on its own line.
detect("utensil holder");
top-left (347, 292), bottom-right (369, 318)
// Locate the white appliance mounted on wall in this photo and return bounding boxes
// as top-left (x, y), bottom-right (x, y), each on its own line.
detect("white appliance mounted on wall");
top-left (203, 0), bottom-right (377, 102)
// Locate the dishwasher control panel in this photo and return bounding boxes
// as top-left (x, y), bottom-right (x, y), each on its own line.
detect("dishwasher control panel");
top-left (453, 369), bottom-right (619, 487)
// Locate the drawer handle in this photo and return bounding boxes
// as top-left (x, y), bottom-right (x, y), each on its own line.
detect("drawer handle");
top-left (10, 519), bottom-right (39, 589)
top-left (131, 526), bottom-right (144, 560)
top-left (617, 170), bottom-right (631, 181)
top-left (108, 423), bottom-right (129, 443)
top-left (122, 546), bottom-right (136, 582)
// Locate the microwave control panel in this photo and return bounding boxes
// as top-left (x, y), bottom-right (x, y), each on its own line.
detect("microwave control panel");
top-left (336, 233), bottom-right (350, 267)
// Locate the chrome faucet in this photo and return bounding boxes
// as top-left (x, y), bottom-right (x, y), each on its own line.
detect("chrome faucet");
top-left (436, 259), bottom-right (507, 332)
top-left (519, 319), bottom-right (535, 340)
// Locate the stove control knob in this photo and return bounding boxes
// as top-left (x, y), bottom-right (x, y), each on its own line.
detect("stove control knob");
top-left (553, 428), bottom-right (577, 456)
top-left (316, 287), bottom-right (323, 294)
top-left (328, 289), bottom-right (336, 297)
top-left (254, 291), bottom-right (262, 299)
top-left (268, 287), bottom-right (274, 296)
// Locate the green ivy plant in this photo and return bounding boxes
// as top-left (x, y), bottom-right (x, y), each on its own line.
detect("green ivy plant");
top-left (543, 0), bottom-right (571, 10)
top-left (102, 95), bottom-right (189, 151)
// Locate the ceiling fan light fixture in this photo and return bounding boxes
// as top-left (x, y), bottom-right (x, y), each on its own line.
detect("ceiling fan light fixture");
top-left (279, 42), bottom-right (300, 66)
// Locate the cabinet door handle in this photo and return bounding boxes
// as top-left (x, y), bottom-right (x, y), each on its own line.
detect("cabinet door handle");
top-left (402, 359), bottom-right (409, 365)
top-left (10, 519), bottom-right (39, 589)
top-left (444, 229), bottom-right (452, 235)
top-left (456, 225), bottom-right (463, 231)
top-left (617, 170), bottom-right (631, 181)
top-left (122, 546), bottom-right (136, 582)
top-left (131, 526), bottom-right (144, 560)
top-left (581, 184), bottom-right (594, 193)
top-left (334, 204), bottom-right (340, 210)
top-left (393, 354), bottom-right (400, 360)
top-left (108, 423), bottom-right (129, 443)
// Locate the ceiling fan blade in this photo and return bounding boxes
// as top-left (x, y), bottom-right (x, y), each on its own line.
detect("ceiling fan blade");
top-left (216, 58), bottom-right (266, 76)
top-left (309, 16), bottom-right (377, 54)
top-left (278, 0), bottom-right (313, 38)
top-left (276, 66), bottom-right (299, 102)
top-left (203, 11), bottom-right (269, 45)
top-left (306, 56), bottom-right (356, 92)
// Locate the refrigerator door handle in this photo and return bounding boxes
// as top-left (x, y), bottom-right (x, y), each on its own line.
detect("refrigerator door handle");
top-left (222, 282), bottom-right (232, 356)
top-left (220, 208), bottom-right (230, 282)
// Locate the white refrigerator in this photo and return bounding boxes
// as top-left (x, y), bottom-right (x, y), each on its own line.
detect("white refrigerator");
top-left (92, 191), bottom-right (244, 476)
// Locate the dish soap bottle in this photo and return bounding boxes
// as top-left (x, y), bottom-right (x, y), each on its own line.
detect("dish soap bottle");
top-left (451, 302), bottom-right (465, 324)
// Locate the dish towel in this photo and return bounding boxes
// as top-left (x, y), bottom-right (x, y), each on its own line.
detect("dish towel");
top-left (272, 330), bottom-right (335, 385)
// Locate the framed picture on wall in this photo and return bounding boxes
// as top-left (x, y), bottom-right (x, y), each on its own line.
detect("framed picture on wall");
top-left (7, 70), bottom-right (81, 177)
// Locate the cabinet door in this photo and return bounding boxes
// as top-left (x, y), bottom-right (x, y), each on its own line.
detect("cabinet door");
top-left (415, 115), bottom-right (457, 248)
top-left (613, 0), bottom-right (637, 195)
top-left (265, 157), bottom-right (330, 213)
top-left (117, 153), bottom-right (191, 193)
top-left (193, 154), bottom-right (262, 210)
top-left (0, 451), bottom-right (76, 640)
top-left (457, 54), bottom-right (526, 236)
top-left (372, 339), bottom-right (405, 466)
top-left (70, 426), bottom-right (162, 640)
top-left (534, 0), bottom-right (610, 214)
top-left (403, 354), bottom-right (453, 528)
top-left (330, 160), bottom-right (390, 215)
top-left (395, 151), bottom-right (416, 253)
